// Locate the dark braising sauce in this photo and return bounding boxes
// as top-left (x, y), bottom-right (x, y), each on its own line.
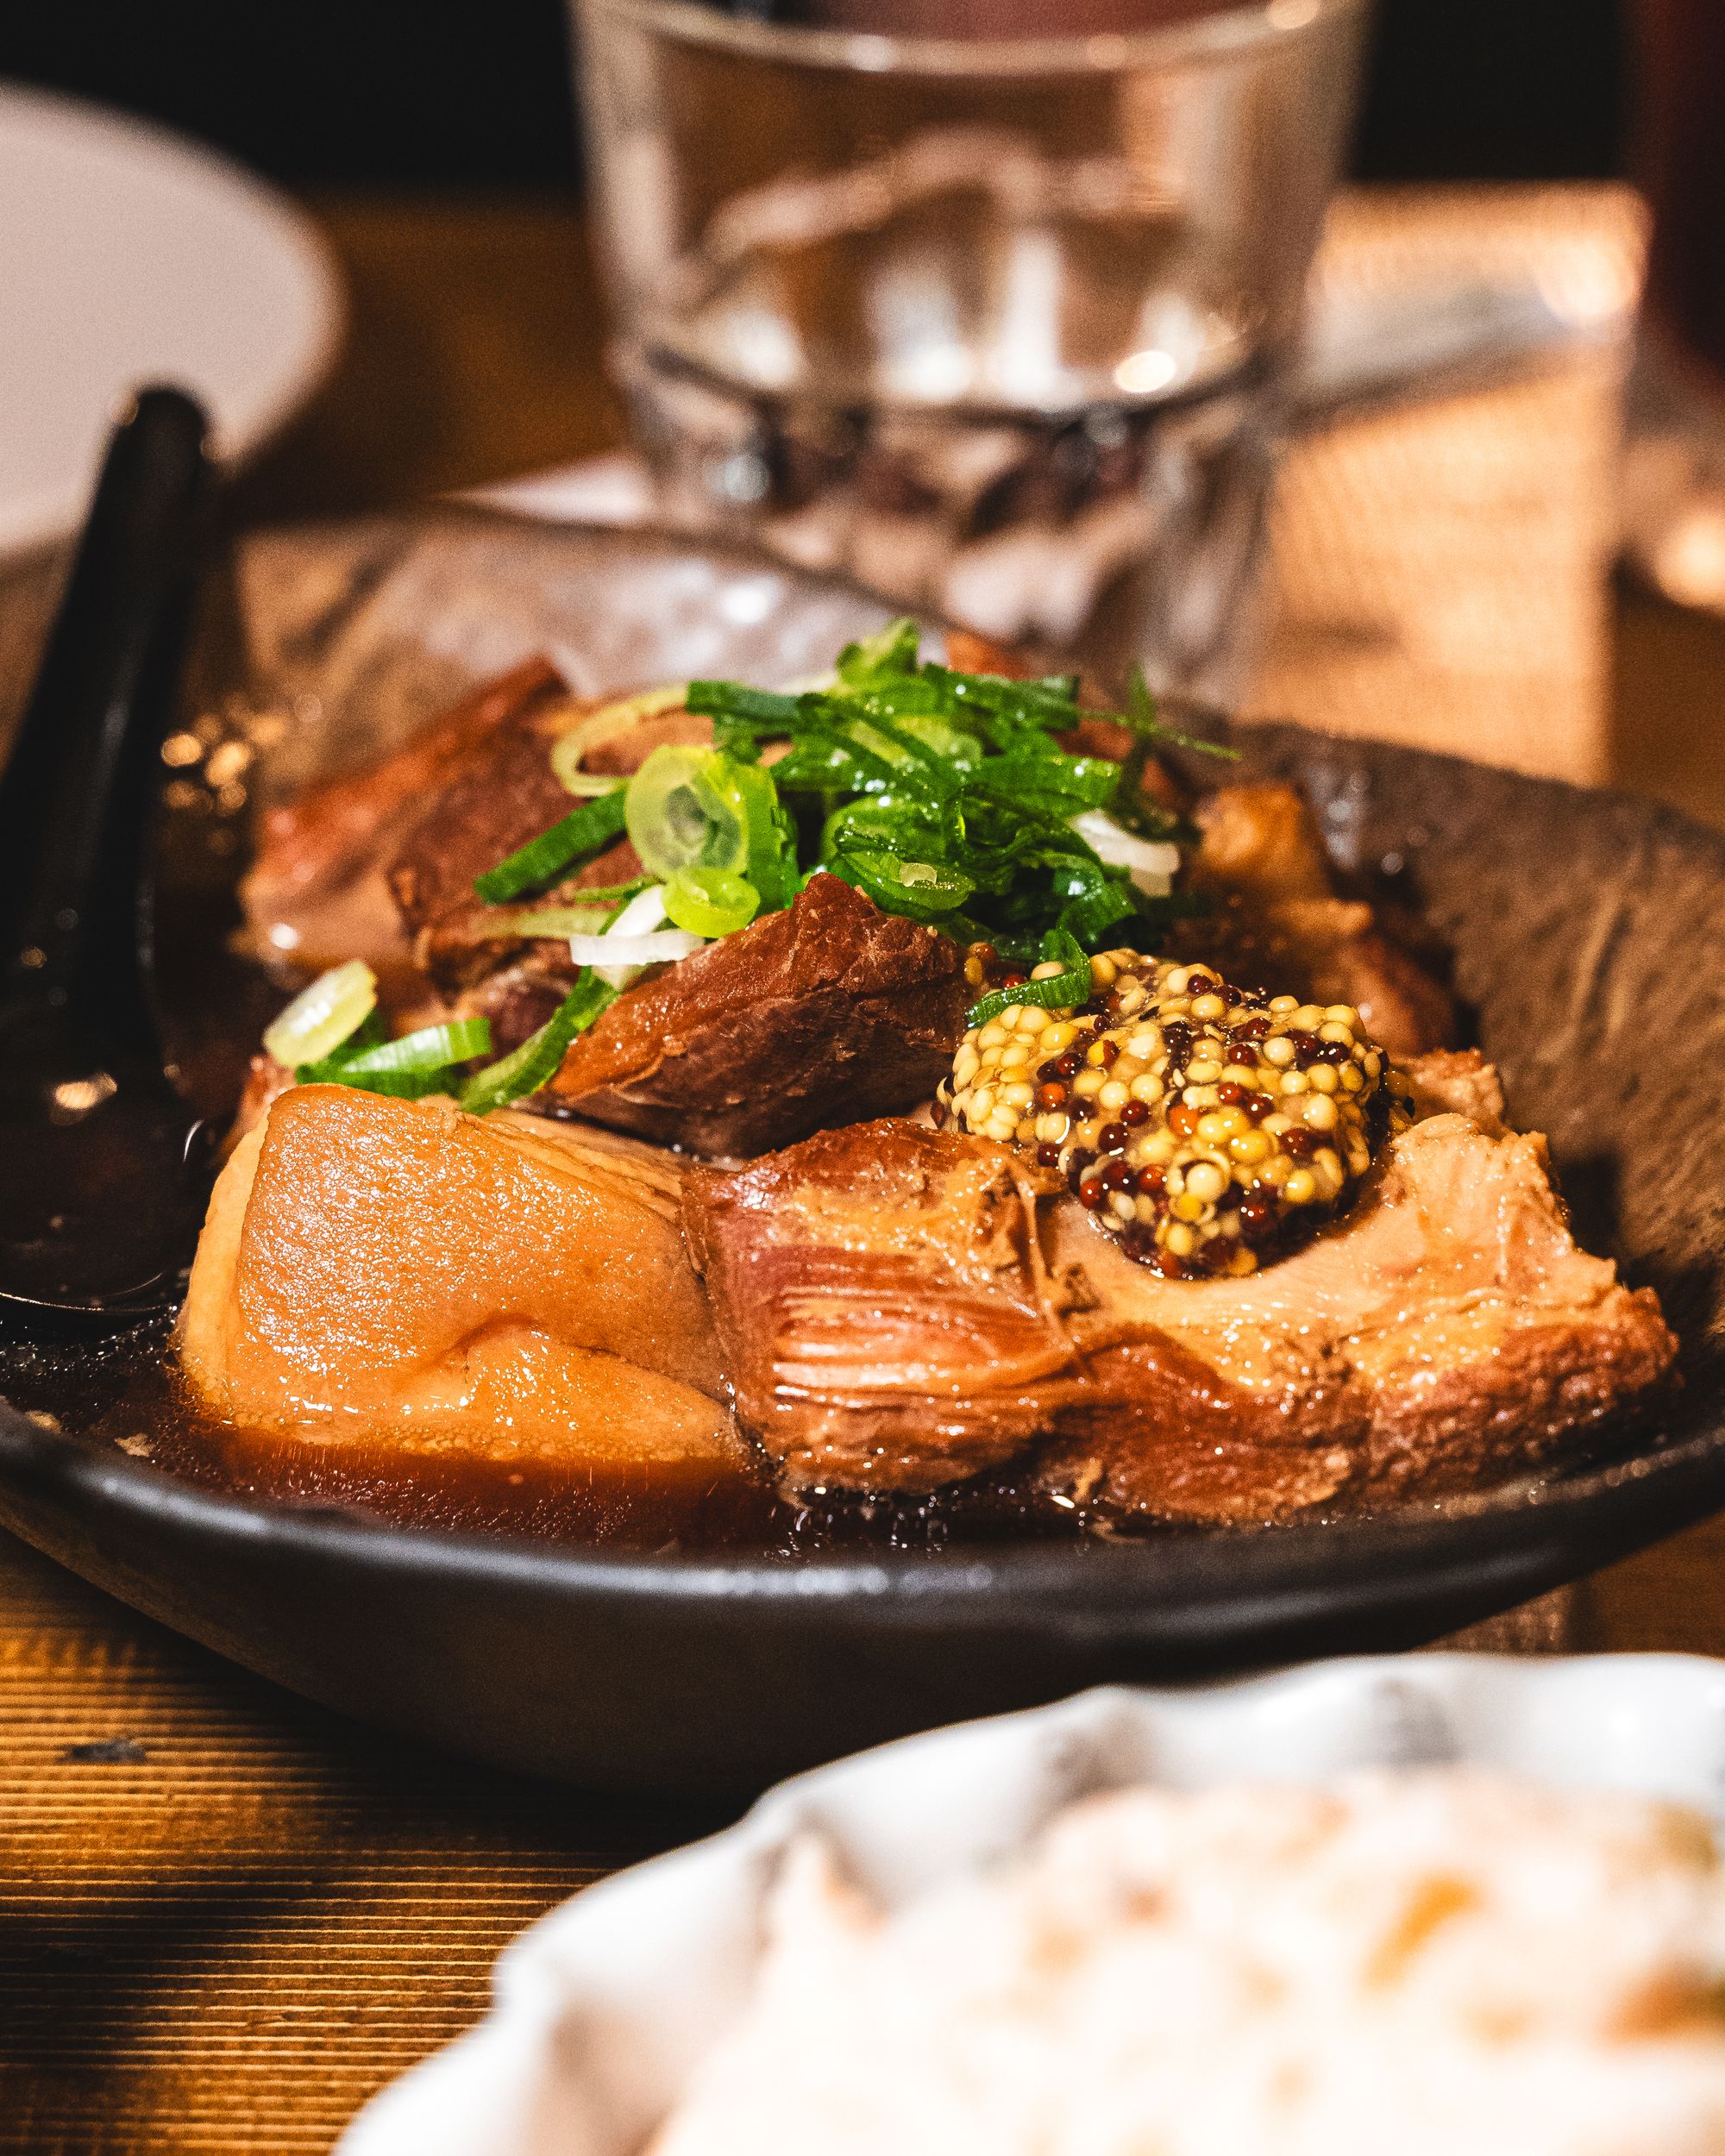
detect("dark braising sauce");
top-left (0, 1320), bottom-right (1134, 1557)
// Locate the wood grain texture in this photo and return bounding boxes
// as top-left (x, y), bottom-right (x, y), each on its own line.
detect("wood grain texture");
top-left (0, 1535), bottom-right (722, 2153)
top-left (2, 185), bottom-right (1724, 2153)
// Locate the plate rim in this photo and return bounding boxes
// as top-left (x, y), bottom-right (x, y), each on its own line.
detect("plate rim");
top-left (6, 510), bottom-right (1725, 1666)
top-left (0, 79), bottom-right (344, 555)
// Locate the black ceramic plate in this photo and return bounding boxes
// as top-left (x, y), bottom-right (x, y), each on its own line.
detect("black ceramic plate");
top-left (3, 510), bottom-right (1722, 1796)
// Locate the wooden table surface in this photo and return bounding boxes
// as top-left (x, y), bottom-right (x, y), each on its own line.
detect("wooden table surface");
top-left (6, 186), bottom-right (1725, 2153)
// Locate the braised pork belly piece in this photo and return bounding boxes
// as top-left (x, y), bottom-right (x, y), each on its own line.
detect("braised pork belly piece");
top-left (390, 699), bottom-right (713, 1004)
top-left (683, 1054), bottom-right (1674, 1521)
top-left (546, 873), bottom-right (968, 1156)
top-left (238, 646), bottom-right (1456, 1154)
top-left (212, 630), bottom-right (1672, 1534)
top-left (180, 1085), bottom-right (743, 1482)
top-left (1167, 782), bottom-right (1457, 1059)
top-left (683, 1122), bottom-right (1078, 1490)
top-left (241, 657), bottom-right (568, 996)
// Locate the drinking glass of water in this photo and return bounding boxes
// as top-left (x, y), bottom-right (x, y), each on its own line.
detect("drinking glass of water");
top-left (571, 0), bottom-right (1371, 698)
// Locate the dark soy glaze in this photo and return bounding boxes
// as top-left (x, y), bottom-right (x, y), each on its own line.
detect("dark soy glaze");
top-left (0, 1320), bottom-right (1124, 1555)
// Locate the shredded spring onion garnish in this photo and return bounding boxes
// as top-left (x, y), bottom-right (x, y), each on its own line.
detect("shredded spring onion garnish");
top-left (569, 926), bottom-right (706, 979)
top-left (457, 971), bottom-right (617, 1116)
top-left (964, 929), bottom-right (1095, 1029)
top-left (290, 1007), bottom-right (494, 1100)
top-left (683, 624), bottom-right (1219, 962)
top-left (1068, 811), bottom-right (1182, 896)
top-left (566, 886), bottom-right (706, 987)
top-left (270, 625), bottom-right (1229, 1116)
top-left (471, 619), bottom-right (1220, 971)
top-left (472, 791), bottom-right (627, 904)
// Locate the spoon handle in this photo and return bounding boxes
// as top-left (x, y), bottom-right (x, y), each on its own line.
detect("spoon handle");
top-left (0, 386), bottom-right (211, 1045)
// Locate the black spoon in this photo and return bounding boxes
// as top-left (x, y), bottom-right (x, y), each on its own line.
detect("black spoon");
top-left (0, 387), bottom-right (216, 1329)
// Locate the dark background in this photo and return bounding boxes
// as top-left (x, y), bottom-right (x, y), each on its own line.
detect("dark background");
top-left (0, 0), bottom-right (1626, 189)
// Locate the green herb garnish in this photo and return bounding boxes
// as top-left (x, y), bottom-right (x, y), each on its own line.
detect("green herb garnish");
top-left (472, 790), bottom-right (628, 904)
top-left (965, 929), bottom-right (1094, 1028)
top-left (464, 629), bottom-right (1214, 965)
top-left (297, 1014), bottom-right (492, 1100)
top-left (458, 970), bottom-right (618, 1116)
top-left (682, 632), bottom-right (1205, 962)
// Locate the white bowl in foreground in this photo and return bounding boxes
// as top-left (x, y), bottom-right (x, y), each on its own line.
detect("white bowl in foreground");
top-left (340, 1653), bottom-right (1725, 2156)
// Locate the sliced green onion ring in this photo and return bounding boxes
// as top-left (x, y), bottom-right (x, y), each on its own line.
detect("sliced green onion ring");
top-left (662, 865), bottom-right (759, 938)
top-left (263, 959), bottom-right (377, 1069)
top-left (459, 971), bottom-right (618, 1116)
top-left (624, 746), bottom-right (751, 881)
top-left (549, 683), bottom-right (687, 797)
top-left (717, 755), bottom-right (796, 913)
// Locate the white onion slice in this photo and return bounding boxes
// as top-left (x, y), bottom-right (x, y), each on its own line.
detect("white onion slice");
top-left (607, 884), bottom-right (669, 937)
top-left (570, 929), bottom-right (706, 984)
top-left (569, 884), bottom-right (706, 988)
top-left (1070, 811), bottom-right (1181, 897)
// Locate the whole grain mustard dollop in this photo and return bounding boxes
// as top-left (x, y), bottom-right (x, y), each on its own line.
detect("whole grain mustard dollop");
top-left (936, 951), bottom-right (1412, 1276)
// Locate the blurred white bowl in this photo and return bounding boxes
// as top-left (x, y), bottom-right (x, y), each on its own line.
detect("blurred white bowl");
top-left (339, 1653), bottom-right (1725, 2156)
top-left (0, 83), bottom-right (341, 556)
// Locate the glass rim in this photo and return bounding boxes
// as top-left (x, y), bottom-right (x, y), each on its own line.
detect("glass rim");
top-left (574, 0), bottom-right (1370, 78)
